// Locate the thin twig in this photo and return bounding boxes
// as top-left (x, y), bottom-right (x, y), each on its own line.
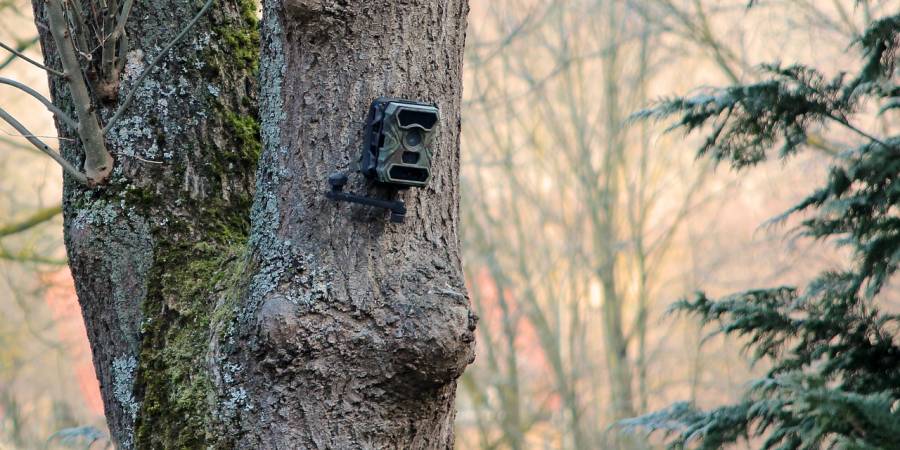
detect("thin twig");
top-left (0, 40), bottom-right (66, 77)
top-left (0, 135), bottom-right (41, 153)
top-left (0, 106), bottom-right (88, 184)
top-left (0, 37), bottom-right (39, 72)
top-left (104, 0), bottom-right (215, 134)
top-left (116, 152), bottom-right (164, 164)
top-left (116, 33), bottom-right (129, 73)
top-left (67, 0), bottom-right (93, 57)
top-left (102, 0), bottom-right (135, 78)
top-left (0, 77), bottom-right (78, 129)
top-left (827, 113), bottom-right (894, 149)
top-left (0, 129), bottom-right (74, 140)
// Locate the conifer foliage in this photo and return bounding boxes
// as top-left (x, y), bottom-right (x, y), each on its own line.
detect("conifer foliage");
top-left (623, 12), bottom-right (900, 450)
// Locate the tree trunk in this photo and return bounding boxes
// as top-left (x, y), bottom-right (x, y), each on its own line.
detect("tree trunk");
top-left (227, 0), bottom-right (475, 448)
top-left (33, 0), bottom-right (474, 448)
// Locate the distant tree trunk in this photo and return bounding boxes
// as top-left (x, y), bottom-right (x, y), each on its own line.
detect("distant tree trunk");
top-left (33, 0), bottom-right (474, 448)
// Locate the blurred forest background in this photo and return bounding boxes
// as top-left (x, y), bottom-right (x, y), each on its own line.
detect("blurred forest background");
top-left (0, 0), bottom-right (897, 449)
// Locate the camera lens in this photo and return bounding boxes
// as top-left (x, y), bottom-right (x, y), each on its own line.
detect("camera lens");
top-left (405, 130), bottom-right (423, 147)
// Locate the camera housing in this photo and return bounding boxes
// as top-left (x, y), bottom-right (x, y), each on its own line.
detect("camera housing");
top-left (360, 98), bottom-right (440, 188)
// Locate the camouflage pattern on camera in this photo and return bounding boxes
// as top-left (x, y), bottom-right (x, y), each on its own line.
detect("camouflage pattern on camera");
top-left (362, 99), bottom-right (440, 188)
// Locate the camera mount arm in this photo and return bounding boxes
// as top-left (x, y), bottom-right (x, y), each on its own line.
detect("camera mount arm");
top-left (325, 172), bottom-right (407, 223)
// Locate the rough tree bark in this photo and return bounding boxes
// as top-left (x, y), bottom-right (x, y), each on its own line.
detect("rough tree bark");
top-left (33, 0), bottom-right (474, 448)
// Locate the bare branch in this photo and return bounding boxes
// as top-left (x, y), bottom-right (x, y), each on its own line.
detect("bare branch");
top-left (0, 248), bottom-right (67, 265)
top-left (101, 0), bottom-right (121, 81)
top-left (0, 37), bottom-right (39, 72)
top-left (113, 0), bottom-right (136, 41)
top-left (46, 0), bottom-right (114, 184)
top-left (116, 33), bottom-right (129, 74)
top-left (0, 40), bottom-right (66, 77)
top-left (0, 129), bottom-right (74, 140)
top-left (97, 0), bottom-right (135, 83)
top-left (0, 204), bottom-right (63, 238)
top-left (67, 0), bottom-right (93, 56)
top-left (0, 77), bottom-right (77, 129)
top-left (0, 135), bottom-right (41, 153)
top-left (104, 0), bottom-right (214, 134)
top-left (0, 106), bottom-right (89, 184)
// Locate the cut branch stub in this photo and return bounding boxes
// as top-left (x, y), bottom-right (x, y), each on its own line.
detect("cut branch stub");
top-left (46, 0), bottom-right (114, 185)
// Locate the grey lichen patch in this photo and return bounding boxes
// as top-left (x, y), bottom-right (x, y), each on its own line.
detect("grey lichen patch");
top-left (241, 240), bottom-right (300, 326)
top-left (210, 355), bottom-right (254, 432)
top-left (107, 34), bottom-right (212, 166)
top-left (245, 6), bottom-right (292, 317)
top-left (69, 200), bottom-right (154, 354)
top-left (258, 9), bottom-right (286, 160)
top-left (112, 354), bottom-right (139, 450)
top-left (122, 49), bottom-right (145, 81)
top-left (56, 1), bottom-right (262, 448)
top-left (113, 354), bottom-right (140, 420)
top-left (222, 386), bottom-right (252, 415)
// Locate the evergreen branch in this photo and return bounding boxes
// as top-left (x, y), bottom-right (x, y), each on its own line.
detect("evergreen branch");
top-left (877, 98), bottom-right (900, 115)
top-left (627, 10), bottom-right (900, 450)
top-left (847, 13), bottom-right (900, 96)
top-left (824, 112), bottom-right (894, 149)
top-left (620, 401), bottom-right (751, 449)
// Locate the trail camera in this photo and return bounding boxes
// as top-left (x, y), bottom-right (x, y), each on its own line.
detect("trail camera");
top-left (325, 98), bottom-right (440, 223)
top-left (359, 98), bottom-right (440, 187)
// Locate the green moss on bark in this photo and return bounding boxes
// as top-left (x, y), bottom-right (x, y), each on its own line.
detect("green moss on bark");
top-left (129, 1), bottom-right (262, 445)
top-left (223, 110), bottom-right (263, 164)
top-left (208, 0), bottom-right (260, 76)
top-left (134, 241), bottom-right (248, 448)
top-left (220, 28), bottom-right (260, 73)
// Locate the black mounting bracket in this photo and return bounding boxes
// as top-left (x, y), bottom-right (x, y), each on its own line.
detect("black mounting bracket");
top-left (325, 173), bottom-right (407, 223)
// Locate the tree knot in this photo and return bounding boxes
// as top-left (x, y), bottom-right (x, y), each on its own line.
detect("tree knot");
top-left (282, 0), bottom-right (351, 27)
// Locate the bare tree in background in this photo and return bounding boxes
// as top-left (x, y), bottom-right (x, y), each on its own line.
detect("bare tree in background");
top-left (0, 2), bottom-right (104, 447)
top-left (456, 1), bottom-right (899, 449)
top-left (3, 0), bottom-right (476, 448)
top-left (459, 0), bottom-right (713, 448)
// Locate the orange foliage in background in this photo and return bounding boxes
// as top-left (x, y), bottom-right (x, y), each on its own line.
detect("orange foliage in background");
top-left (41, 270), bottom-right (103, 416)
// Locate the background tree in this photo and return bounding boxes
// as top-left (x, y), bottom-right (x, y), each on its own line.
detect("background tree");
top-left (624, 8), bottom-right (900, 449)
top-left (16, 0), bottom-right (475, 448)
top-left (0, 2), bottom-right (107, 448)
top-left (458, 1), bottom-right (732, 447)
